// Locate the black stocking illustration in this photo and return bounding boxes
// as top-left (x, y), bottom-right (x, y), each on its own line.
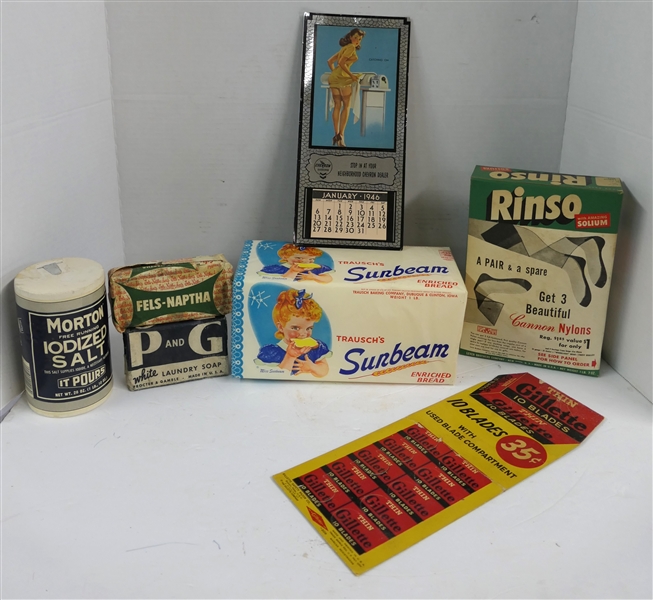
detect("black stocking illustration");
top-left (564, 237), bottom-right (607, 288)
top-left (474, 222), bottom-right (608, 307)
top-left (473, 274), bottom-right (532, 325)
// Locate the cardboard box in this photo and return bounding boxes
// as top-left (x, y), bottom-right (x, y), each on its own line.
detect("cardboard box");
top-left (460, 166), bottom-right (623, 376)
top-left (123, 317), bottom-right (229, 390)
top-left (231, 241), bottom-right (467, 384)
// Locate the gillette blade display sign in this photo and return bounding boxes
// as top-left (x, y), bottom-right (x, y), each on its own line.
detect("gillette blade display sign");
top-left (460, 166), bottom-right (623, 376)
top-left (273, 373), bottom-right (604, 574)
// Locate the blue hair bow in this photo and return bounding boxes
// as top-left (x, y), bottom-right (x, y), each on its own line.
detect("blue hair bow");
top-left (295, 289), bottom-right (313, 309)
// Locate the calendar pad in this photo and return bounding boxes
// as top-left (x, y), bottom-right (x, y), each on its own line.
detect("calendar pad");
top-left (306, 190), bottom-right (394, 242)
top-left (294, 13), bottom-right (410, 250)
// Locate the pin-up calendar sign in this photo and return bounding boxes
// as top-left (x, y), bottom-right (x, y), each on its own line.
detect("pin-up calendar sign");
top-left (294, 13), bottom-right (410, 250)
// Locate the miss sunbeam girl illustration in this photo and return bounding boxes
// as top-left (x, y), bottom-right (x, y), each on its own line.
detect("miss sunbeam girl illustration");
top-left (256, 289), bottom-right (330, 377)
top-left (257, 243), bottom-right (333, 283)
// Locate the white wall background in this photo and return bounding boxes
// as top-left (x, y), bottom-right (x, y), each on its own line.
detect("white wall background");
top-left (106, 1), bottom-right (576, 267)
top-left (1, 2), bottom-right (124, 409)
top-left (560, 1), bottom-right (652, 400)
top-left (1, 1), bottom-right (651, 407)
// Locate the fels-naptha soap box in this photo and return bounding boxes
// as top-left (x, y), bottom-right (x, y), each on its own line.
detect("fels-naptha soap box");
top-left (274, 373), bottom-right (604, 574)
top-left (231, 241), bottom-right (467, 383)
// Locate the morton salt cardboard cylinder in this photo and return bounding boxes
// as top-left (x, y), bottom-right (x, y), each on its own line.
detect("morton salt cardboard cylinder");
top-left (460, 166), bottom-right (623, 376)
top-left (14, 258), bottom-right (113, 416)
top-left (231, 241), bottom-right (467, 384)
top-left (123, 317), bottom-right (229, 390)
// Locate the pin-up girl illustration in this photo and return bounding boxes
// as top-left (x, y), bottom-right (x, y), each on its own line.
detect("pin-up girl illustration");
top-left (258, 243), bottom-right (333, 283)
top-left (256, 289), bottom-right (331, 377)
top-left (327, 28), bottom-right (365, 147)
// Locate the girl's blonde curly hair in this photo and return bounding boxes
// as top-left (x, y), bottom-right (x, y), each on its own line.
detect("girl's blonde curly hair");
top-left (277, 244), bottom-right (323, 262)
top-left (272, 289), bottom-right (322, 339)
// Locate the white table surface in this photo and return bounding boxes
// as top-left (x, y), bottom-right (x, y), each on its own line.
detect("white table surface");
top-left (2, 354), bottom-right (651, 599)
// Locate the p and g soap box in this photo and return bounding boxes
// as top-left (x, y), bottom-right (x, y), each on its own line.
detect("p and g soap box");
top-left (124, 317), bottom-right (229, 390)
top-left (231, 241), bottom-right (467, 384)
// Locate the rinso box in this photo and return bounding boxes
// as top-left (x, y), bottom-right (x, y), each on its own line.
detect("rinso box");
top-left (231, 241), bottom-right (467, 383)
top-left (123, 317), bottom-right (229, 390)
top-left (460, 166), bottom-right (623, 376)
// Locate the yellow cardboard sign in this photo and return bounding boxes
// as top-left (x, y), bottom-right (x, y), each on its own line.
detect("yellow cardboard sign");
top-left (273, 373), bottom-right (603, 574)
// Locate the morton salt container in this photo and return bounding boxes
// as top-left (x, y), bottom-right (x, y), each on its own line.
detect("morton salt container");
top-left (15, 258), bottom-right (113, 417)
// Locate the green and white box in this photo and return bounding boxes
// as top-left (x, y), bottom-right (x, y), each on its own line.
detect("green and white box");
top-left (460, 166), bottom-right (623, 376)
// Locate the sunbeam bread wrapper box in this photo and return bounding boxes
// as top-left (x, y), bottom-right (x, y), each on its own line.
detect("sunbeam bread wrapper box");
top-left (274, 373), bottom-right (604, 574)
top-left (231, 241), bottom-right (466, 383)
top-left (460, 166), bottom-right (623, 376)
top-left (108, 254), bottom-right (233, 333)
